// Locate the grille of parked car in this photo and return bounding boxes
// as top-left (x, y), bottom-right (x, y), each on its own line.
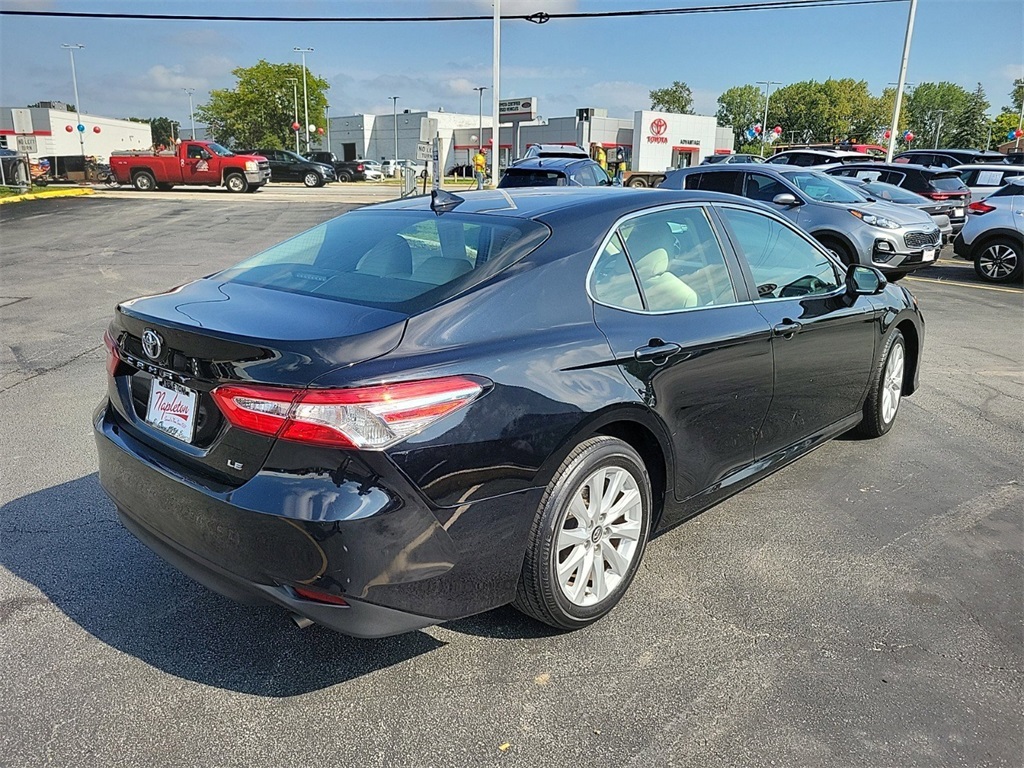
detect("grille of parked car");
top-left (904, 230), bottom-right (940, 249)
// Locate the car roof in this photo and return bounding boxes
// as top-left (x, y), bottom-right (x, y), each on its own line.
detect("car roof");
top-left (950, 163), bottom-right (1024, 171)
top-left (526, 143), bottom-right (589, 155)
top-left (826, 162), bottom-right (950, 174)
top-left (368, 187), bottom-right (770, 220)
top-left (771, 148), bottom-right (867, 158)
top-left (676, 163), bottom-right (828, 176)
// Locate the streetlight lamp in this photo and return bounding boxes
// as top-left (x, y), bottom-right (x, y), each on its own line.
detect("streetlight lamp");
top-left (473, 86), bottom-right (488, 153)
top-left (756, 80), bottom-right (781, 157)
top-left (182, 87), bottom-right (195, 140)
top-left (389, 95), bottom-right (399, 175)
top-left (285, 77), bottom-right (299, 154)
top-left (293, 47), bottom-right (313, 152)
top-left (61, 43), bottom-right (86, 178)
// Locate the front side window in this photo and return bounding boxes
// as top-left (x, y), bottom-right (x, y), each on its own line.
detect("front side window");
top-left (718, 207), bottom-right (842, 300)
top-left (614, 207), bottom-right (737, 311)
top-left (744, 173), bottom-right (791, 203)
top-left (216, 210), bottom-right (548, 313)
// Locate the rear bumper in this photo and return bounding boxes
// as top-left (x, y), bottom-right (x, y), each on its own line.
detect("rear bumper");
top-left (94, 401), bottom-right (541, 637)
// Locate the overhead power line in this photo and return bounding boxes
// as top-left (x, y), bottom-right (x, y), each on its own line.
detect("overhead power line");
top-left (0, 0), bottom-right (907, 24)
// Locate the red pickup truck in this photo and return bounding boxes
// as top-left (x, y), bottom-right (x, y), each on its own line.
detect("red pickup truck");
top-left (109, 140), bottom-right (271, 193)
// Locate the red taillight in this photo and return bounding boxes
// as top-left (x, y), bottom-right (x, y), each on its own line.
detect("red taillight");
top-left (103, 330), bottom-right (122, 377)
top-left (968, 201), bottom-right (996, 214)
top-left (211, 376), bottom-right (485, 449)
top-left (356, 164), bottom-right (364, 171)
top-left (292, 585), bottom-right (349, 606)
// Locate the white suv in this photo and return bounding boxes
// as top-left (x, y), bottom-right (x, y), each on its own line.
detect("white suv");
top-left (953, 178), bottom-right (1024, 283)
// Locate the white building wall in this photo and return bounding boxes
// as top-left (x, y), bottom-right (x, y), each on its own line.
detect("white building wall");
top-left (631, 111), bottom-right (721, 171)
top-left (0, 108), bottom-right (151, 160)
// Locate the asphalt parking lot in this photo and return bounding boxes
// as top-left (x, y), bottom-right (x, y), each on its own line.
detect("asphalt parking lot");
top-left (1, 195), bottom-right (1021, 768)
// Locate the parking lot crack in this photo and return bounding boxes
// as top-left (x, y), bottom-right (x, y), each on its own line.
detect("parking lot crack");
top-left (0, 342), bottom-right (103, 393)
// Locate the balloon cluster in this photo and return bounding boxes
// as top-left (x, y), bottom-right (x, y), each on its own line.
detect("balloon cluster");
top-left (1008, 128), bottom-right (1024, 140)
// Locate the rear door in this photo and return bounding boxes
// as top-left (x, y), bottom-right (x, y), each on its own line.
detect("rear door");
top-left (715, 204), bottom-right (878, 457)
top-left (590, 203), bottom-right (774, 508)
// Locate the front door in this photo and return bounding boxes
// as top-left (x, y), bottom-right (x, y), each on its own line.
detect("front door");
top-left (183, 144), bottom-right (220, 185)
top-left (742, 171), bottom-right (803, 226)
top-left (715, 204), bottom-right (879, 458)
top-left (590, 204), bottom-right (774, 509)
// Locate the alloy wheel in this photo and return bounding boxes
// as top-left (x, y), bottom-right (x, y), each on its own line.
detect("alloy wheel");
top-left (555, 466), bottom-right (643, 607)
top-left (978, 243), bottom-right (1018, 280)
top-left (881, 341), bottom-right (904, 425)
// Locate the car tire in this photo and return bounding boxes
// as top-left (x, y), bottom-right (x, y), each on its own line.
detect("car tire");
top-left (626, 176), bottom-right (648, 188)
top-left (303, 171), bottom-right (322, 188)
top-left (973, 237), bottom-right (1023, 283)
top-left (513, 436), bottom-right (652, 630)
top-left (817, 235), bottom-right (855, 266)
top-left (132, 171), bottom-right (156, 192)
top-left (854, 329), bottom-right (906, 439)
top-left (225, 173), bottom-right (248, 193)
top-left (338, 171), bottom-right (352, 183)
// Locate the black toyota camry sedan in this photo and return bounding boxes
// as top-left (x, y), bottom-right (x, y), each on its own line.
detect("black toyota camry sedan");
top-left (95, 187), bottom-right (924, 638)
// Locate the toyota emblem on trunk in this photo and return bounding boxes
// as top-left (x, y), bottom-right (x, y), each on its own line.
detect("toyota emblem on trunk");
top-left (141, 329), bottom-right (163, 360)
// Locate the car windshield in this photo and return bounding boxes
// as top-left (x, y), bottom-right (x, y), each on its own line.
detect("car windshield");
top-left (783, 170), bottom-right (866, 203)
top-left (215, 209), bottom-right (549, 314)
top-left (499, 169), bottom-right (568, 187)
top-left (206, 143), bottom-right (235, 157)
top-left (860, 181), bottom-right (928, 204)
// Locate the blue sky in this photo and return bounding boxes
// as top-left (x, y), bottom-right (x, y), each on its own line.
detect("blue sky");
top-left (1, 0), bottom-right (1022, 128)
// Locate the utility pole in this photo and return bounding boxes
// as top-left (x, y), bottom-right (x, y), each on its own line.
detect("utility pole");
top-left (285, 78), bottom-right (299, 154)
top-left (930, 109), bottom-right (946, 149)
top-left (756, 80), bottom-right (781, 157)
top-left (491, 0), bottom-right (501, 187)
top-left (294, 47), bottom-right (313, 153)
top-left (886, 0), bottom-right (919, 162)
top-left (61, 44), bottom-right (86, 178)
top-left (183, 87), bottom-right (195, 139)
top-left (473, 86), bottom-right (488, 153)
top-left (390, 96), bottom-right (399, 174)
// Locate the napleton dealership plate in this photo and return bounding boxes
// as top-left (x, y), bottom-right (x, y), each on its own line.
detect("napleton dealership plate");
top-left (145, 378), bottom-right (197, 442)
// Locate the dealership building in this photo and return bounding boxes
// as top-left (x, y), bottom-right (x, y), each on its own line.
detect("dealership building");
top-left (327, 102), bottom-right (733, 173)
top-left (0, 103), bottom-right (152, 177)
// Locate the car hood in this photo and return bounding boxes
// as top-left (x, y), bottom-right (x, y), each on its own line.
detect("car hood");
top-left (852, 199), bottom-right (935, 227)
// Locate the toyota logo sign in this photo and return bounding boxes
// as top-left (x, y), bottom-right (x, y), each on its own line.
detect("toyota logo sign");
top-left (650, 118), bottom-right (667, 136)
top-left (142, 329), bottom-right (163, 361)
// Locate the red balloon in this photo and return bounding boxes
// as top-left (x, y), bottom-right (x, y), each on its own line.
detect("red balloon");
top-left (904, 131), bottom-right (915, 142)
top-left (753, 125), bottom-right (762, 135)
top-left (65, 125), bottom-right (74, 132)
top-left (1016, 129), bottom-right (1023, 138)
top-left (883, 129), bottom-right (891, 139)
top-left (317, 127), bottom-right (324, 135)
top-left (292, 121), bottom-right (300, 131)
top-left (93, 126), bottom-right (101, 133)
top-left (773, 125), bottom-right (782, 134)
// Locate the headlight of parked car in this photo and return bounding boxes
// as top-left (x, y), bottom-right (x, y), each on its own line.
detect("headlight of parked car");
top-left (849, 209), bottom-right (900, 229)
top-left (244, 160), bottom-right (258, 172)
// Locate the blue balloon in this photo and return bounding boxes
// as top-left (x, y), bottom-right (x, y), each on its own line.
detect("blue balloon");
top-left (1010, 130), bottom-right (1017, 140)
top-left (77, 124), bottom-right (85, 132)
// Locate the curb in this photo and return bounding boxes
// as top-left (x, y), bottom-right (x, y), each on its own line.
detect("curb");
top-left (0, 187), bottom-right (95, 205)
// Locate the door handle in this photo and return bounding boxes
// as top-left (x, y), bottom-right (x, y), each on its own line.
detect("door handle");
top-left (634, 341), bottom-right (682, 364)
top-left (772, 319), bottom-right (803, 339)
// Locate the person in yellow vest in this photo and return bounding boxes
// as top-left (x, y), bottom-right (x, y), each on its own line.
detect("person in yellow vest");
top-left (472, 149), bottom-right (487, 189)
top-left (596, 145), bottom-right (607, 171)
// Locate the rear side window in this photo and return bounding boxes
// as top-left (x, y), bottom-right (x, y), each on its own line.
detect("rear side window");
top-left (695, 171), bottom-right (741, 194)
top-left (216, 210), bottom-right (549, 313)
top-left (931, 174), bottom-right (969, 191)
top-left (499, 169), bottom-right (567, 187)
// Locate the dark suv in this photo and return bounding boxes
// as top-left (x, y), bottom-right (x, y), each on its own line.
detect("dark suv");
top-left (894, 149), bottom-right (1008, 168)
top-left (826, 163), bottom-right (971, 232)
top-left (238, 148), bottom-right (336, 187)
top-left (498, 157), bottom-right (614, 188)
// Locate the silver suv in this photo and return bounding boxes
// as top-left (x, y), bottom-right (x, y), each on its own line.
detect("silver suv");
top-left (953, 178), bottom-right (1024, 283)
top-left (662, 164), bottom-right (941, 279)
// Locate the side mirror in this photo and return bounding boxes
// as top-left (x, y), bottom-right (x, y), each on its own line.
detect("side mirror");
top-left (611, 176), bottom-right (623, 187)
top-left (846, 264), bottom-right (887, 295)
top-left (772, 192), bottom-right (801, 207)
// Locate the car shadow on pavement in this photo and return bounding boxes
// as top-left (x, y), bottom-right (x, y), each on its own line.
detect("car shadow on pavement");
top-left (0, 474), bottom-right (445, 697)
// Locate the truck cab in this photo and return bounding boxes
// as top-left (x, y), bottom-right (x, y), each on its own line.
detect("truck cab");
top-left (109, 141), bottom-right (270, 192)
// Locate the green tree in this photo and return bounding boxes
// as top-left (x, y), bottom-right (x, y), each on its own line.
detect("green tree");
top-left (903, 81), bottom-right (989, 149)
top-left (649, 81), bottom-right (694, 114)
top-left (125, 116), bottom-right (180, 146)
top-left (196, 59), bottom-right (329, 150)
top-left (716, 85), bottom-right (763, 150)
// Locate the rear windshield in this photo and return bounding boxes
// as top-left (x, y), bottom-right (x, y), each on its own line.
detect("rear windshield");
top-left (930, 174), bottom-right (969, 191)
top-left (500, 169), bottom-right (569, 187)
top-left (216, 210), bottom-right (549, 313)
top-left (861, 181), bottom-right (927, 204)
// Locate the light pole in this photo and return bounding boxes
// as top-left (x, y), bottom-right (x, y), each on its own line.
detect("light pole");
top-left (491, 0), bottom-right (501, 187)
top-left (61, 43), bottom-right (86, 177)
top-left (324, 104), bottom-right (331, 153)
top-left (886, 0), bottom-right (919, 162)
top-left (390, 95), bottom-right (399, 174)
top-left (473, 86), bottom-right (488, 153)
top-left (756, 80), bottom-right (781, 157)
top-left (182, 87), bottom-right (195, 139)
top-left (930, 109), bottom-right (946, 149)
top-left (285, 77), bottom-right (299, 154)
top-left (294, 47), bottom-right (313, 153)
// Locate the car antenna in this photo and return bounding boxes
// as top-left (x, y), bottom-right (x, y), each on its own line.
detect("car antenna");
top-left (431, 189), bottom-right (464, 214)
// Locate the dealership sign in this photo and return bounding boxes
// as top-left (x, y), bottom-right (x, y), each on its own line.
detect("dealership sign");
top-left (498, 97), bottom-right (537, 122)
